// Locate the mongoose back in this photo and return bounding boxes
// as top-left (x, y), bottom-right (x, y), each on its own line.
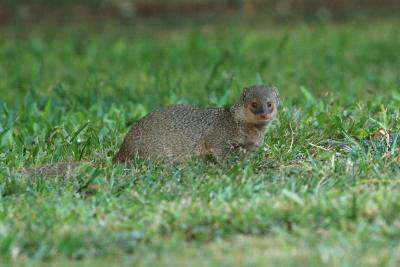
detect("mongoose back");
top-left (113, 85), bottom-right (279, 164)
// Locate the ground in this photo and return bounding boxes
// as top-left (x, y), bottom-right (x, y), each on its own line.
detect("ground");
top-left (0, 14), bottom-right (399, 267)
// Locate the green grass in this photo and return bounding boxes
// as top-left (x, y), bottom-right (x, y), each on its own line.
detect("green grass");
top-left (0, 16), bottom-right (400, 266)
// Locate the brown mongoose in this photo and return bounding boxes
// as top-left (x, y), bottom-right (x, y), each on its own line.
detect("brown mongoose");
top-left (22, 85), bottom-right (279, 176)
top-left (112, 84), bottom-right (279, 163)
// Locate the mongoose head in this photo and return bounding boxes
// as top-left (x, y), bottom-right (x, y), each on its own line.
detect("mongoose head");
top-left (233, 85), bottom-right (279, 125)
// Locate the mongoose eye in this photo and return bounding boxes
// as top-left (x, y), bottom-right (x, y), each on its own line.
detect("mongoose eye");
top-left (267, 101), bottom-right (273, 108)
top-left (251, 102), bottom-right (257, 108)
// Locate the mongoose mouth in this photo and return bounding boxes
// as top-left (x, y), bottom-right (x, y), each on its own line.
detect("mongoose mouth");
top-left (257, 113), bottom-right (272, 121)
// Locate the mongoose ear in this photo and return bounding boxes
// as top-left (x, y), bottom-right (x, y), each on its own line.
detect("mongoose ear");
top-left (271, 87), bottom-right (280, 107)
top-left (241, 87), bottom-right (250, 100)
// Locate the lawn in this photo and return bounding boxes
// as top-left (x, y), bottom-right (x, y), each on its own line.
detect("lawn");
top-left (0, 14), bottom-right (399, 266)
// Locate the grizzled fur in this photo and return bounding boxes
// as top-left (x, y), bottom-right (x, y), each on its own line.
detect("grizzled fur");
top-left (113, 85), bottom-right (279, 164)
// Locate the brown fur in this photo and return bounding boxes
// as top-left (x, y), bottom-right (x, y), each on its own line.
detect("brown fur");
top-left (113, 85), bottom-right (279, 164)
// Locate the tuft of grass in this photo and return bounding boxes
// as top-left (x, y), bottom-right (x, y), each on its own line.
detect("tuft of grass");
top-left (0, 16), bottom-right (399, 266)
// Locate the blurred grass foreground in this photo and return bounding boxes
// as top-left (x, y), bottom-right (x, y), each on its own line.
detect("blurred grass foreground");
top-left (0, 0), bottom-right (400, 267)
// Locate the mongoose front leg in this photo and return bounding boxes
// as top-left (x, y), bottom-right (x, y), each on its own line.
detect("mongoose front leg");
top-left (242, 142), bottom-right (259, 153)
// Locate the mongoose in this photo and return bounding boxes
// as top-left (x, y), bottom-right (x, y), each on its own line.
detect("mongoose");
top-left (112, 85), bottom-right (279, 163)
top-left (22, 85), bottom-right (279, 176)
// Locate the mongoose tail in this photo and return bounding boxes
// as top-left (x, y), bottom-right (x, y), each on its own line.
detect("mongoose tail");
top-left (20, 162), bottom-right (95, 177)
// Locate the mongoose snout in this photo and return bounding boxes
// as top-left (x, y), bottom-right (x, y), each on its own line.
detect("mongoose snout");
top-left (112, 84), bottom-right (280, 164)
